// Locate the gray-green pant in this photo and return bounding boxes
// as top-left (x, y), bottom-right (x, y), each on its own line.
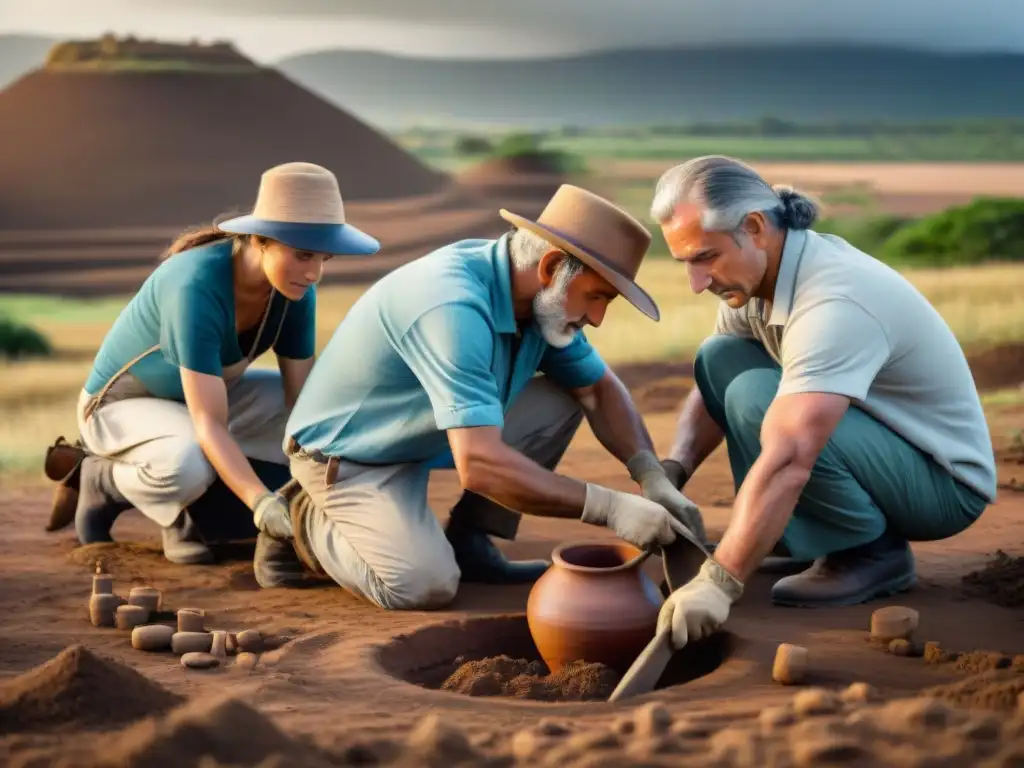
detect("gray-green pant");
top-left (287, 377), bottom-right (584, 611)
top-left (696, 335), bottom-right (988, 560)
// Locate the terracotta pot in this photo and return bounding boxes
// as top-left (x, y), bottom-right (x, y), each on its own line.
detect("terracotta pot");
top-left (526, 539), bottom-right (664, 675)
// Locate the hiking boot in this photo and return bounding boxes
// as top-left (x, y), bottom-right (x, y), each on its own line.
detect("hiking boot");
top-left (161, 509), bottom-right (215, 565)
top-left (44, 436), bottom-right (87, 532)
top-left (771, 528), bottom-right (916, 608)
top-left (74, 455), bottom-right (132, 544)
top-left (445, 519), bottom-right (550, 585)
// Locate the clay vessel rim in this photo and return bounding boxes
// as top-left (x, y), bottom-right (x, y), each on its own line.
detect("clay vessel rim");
top-left (550, 539), bottom-right (645, 574)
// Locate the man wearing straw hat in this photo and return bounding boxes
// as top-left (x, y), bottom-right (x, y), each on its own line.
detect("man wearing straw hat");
top-left (257, 185), bottom-right (707, 610)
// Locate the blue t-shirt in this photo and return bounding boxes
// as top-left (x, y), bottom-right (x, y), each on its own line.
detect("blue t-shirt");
top-left (84, 239), bottom-right (316, 401)
top-left (285, 234), bottom-right (607, 467)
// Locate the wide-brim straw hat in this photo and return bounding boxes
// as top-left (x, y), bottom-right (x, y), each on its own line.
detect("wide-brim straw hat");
top-left (499, 184), bottom-right (659, 320)
top-left (218, 162), bottom-right (380, 256)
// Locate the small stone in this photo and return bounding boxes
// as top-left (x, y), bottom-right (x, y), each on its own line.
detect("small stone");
top-left (632, 702), bottom-right (672, 738)
top-left (406, 713), bottom-right (476, 760)
top-left (131, 624), bottom-right (174, 651)
top-left (177, 609), bottom-right (205, 633)
top-left (128, 586), bottom-right (161, 613)
top-left (889, 638), bottom-right (913, 656)
top-left (88, 593), bottom-right (121, 627)
top-left (210, 630), bottom-right (227, 659)
top-left (171, 631), bottom-right (212, 655)
top-left (773, 643), bottom-right (809, 685)
top-left (840, 682), bottom-right (878, 704)
top-left (115, 604), bottom-right (149, 630)
top-left (870, 606), bottom-right (919, 642)
top-left (759, 706), bottom-right (796, 734)
top-left (792, 688), bottom-right (841, 717)
top-left (536, 719), bottom-right (570, 737)
top-left (181, 651), bottom-right (220, 669)
top-left (234, 651), bottom-right (259, 669)
top-left (236, 629), bottom-right (264, 652)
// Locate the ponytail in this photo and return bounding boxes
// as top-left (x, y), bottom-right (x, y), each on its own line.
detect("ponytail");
top-left (772, 185), bottom-right (819, 230)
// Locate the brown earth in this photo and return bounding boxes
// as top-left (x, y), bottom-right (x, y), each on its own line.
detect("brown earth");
top-left (0, 362), bottom-right (1023, 766)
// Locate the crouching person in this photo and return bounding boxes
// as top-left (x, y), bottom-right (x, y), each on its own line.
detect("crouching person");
top-left (252, 186), bottom-right (705, 609)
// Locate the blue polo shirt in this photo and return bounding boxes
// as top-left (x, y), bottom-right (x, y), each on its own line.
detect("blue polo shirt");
top-left (285, 234), bottom-right (608, 466)
top-left (84, 239), bottom-right (317, 402)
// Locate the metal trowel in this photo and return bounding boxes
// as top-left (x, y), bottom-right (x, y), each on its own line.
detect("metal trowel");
top-left (607, 529), bottom-right (710, 703)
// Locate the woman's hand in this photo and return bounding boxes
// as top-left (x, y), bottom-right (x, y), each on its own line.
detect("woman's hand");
top-left (180, 368), bottom-right (270, 509)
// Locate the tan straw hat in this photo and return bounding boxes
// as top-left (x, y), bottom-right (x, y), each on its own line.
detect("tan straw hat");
top-left (218, 162), bottom-right (379, 255)
top-left (500, 185), bottom-right (659, 320)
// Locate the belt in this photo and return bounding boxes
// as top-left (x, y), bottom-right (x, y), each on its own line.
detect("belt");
top-left (285, 436), bottom-right (343, 486)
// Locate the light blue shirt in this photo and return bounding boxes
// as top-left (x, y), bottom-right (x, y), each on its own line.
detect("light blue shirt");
top-left (286, 234), bottom-right (607, 467)
top-left (84, 239), bottom-right (317, 401)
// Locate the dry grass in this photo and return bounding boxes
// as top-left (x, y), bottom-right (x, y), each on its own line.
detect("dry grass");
top-left (2, 261), bottom-right (1023, 477)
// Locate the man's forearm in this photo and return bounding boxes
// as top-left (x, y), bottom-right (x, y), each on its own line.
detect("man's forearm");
top-left (668, 386), bottom-right (725, 477)
top-left (463, 445), bottom-right (588, 519)
top-left (710, 448), bottom-right (810, 582)
top-left (579, 373), bottom-right (654, 465)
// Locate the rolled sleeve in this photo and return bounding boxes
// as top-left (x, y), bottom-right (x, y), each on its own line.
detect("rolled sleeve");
top-left (396, 304), bottom-right (504, 430)
top-left (159, 283), bottom-right (227, 376)
top-left (778, 299), bottom-right (891, 401)
top-left (538, 332), bottom-right (608, 389)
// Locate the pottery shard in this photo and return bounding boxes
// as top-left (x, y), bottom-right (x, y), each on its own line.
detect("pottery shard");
top-left (115, 604), bottom-right (150, 630)
top-left (177, 609), bottom-right (205, 633)
top-left (870, 606), bottom-right (919, 642)
top-left (236, 629), bottom-right (263, 653)
top-left (772, 643), bottom-right (808, 685)
top-left (89, 593), bottom-right (122, 627)
top-left (633, 702), bottom-right (672, 738)
top-left (128, 586), bottom-right (161, 613)
top-left (181, 652), bottom-right (220, 669)
top-left (210, 630), bottom-right (227, 658)
top-left (171, 631), bottom-right (212, 655)
top-left (131, 624), bottom-right (174, 651)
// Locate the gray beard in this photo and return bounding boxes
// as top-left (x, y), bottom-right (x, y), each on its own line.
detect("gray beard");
top-left (533, 282), bottom-right (577, 348)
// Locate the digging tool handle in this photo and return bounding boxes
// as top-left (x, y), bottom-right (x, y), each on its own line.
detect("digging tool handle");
top-left (607, 626), bottom-right (674, 703)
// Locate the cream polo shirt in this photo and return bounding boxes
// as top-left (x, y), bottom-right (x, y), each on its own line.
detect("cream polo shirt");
top-left (713, 228), bottom-right (997, 502)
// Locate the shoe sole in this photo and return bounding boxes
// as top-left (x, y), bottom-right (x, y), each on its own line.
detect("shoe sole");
top-left (771, 571), bottom-right (917, 608)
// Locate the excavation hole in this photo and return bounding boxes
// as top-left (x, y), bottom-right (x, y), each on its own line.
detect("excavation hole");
top-left (372, 613), bottom-right (735, 703)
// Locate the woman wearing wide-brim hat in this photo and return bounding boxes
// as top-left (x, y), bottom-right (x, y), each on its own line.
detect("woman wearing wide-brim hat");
top-left (48, 162), bottom-right (379, 565)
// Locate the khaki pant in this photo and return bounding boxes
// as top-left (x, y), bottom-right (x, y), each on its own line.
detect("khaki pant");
top-left (77, 369), bottom-right (290, 528)
top-left (287, 376), bottom-right (584, 610)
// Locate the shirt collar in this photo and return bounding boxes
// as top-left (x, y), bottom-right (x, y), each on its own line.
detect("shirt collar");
top-left (489, 232), bottom-right (518, 335)
top-left (766, 228), bottom-right (808, 327)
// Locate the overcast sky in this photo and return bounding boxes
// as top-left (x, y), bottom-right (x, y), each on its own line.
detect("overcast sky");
top-left (3, 0), bottom-right (1023, 61)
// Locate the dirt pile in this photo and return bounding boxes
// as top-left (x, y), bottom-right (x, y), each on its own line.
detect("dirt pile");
top-left (921, 669), bottom-right (1024, 713)
top-left (962, 550), bottom-right (1024, 607)
top-left (440, 654), bottom-right (620, 701)
top-left (0, 644), bottom-right (182, 734)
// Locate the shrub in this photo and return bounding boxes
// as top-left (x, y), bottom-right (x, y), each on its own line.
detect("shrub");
top-left (816, 214), bottom-right (914, 257)
top-left (453, 135), bottom-right (493, 156)
top-left (0, 317), bottom-right (53, 360)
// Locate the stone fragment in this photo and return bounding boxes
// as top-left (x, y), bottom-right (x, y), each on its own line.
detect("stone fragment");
top-left (171, 631), bottom-right (212, 654)
top-left (181, 651), bottom-right (220, 669)
top-left (870, 606), bottom-right (919, 642)
top-left (131, 624), bottom-right (174, 651)
top-left (177, 608), bottom-right (205, 633)
top-left (128, 586), bottom-right (161, 613)
top-left (236, 629), bottom-right (264, 652)
top-left (89, 593), bottom-right (121, 627)
top-left (115, 604), bottom-right (149, 630)
top-left (773, 643), bottom-right (808, 685)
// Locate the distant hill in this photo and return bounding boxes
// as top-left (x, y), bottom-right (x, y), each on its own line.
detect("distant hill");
top-left (275, 45), bottom-right (1024, 129)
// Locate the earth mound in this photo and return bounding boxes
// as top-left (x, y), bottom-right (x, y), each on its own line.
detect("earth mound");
top-left (962, 550), bottom-right (1024, 607)
top-left (0, 644), bottom-right (183, 734)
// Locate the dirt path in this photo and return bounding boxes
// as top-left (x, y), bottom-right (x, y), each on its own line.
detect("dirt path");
top-left (1, 395), bottom-right (1023, 765)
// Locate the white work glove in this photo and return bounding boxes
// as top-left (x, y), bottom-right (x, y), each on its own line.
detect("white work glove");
top-left (252, 491), bottom-right (293, 540)
top-left (627, 450), bottom-right (707, 545)
top-left (658, 558), bottom-right (744, 649)
top-left (580, 483), bottom-right (686, 550)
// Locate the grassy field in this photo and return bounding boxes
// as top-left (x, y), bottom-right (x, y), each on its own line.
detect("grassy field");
top-left (3, 259), bottom-right (1024, 478)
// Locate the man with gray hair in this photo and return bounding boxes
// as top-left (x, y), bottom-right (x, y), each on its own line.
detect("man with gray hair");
top-left (645, 155), bottom-right (995, 649)
top-left (250, 184), bottom-right (706, 610)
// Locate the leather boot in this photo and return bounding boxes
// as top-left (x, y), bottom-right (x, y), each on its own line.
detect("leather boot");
top-left (74, 456), bottom-right (132, 544)
top-left (44, 436), bottom-right (87, 532)
top-left (161, 509), bottom-right (215, 565)
top-left (771, 528), bottom-right (916, 608)
top-left (444, 517), bottom-right (550, 585)
top-left (253, 479), bottom-right (330, 588)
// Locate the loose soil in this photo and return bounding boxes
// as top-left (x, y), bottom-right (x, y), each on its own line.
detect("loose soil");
top-left (441, 655), bottom-right (620, 701)
top-left (962, 550), bottom-right (1024, 607)
top-left (1, 371), bottom-right (1023, 766)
